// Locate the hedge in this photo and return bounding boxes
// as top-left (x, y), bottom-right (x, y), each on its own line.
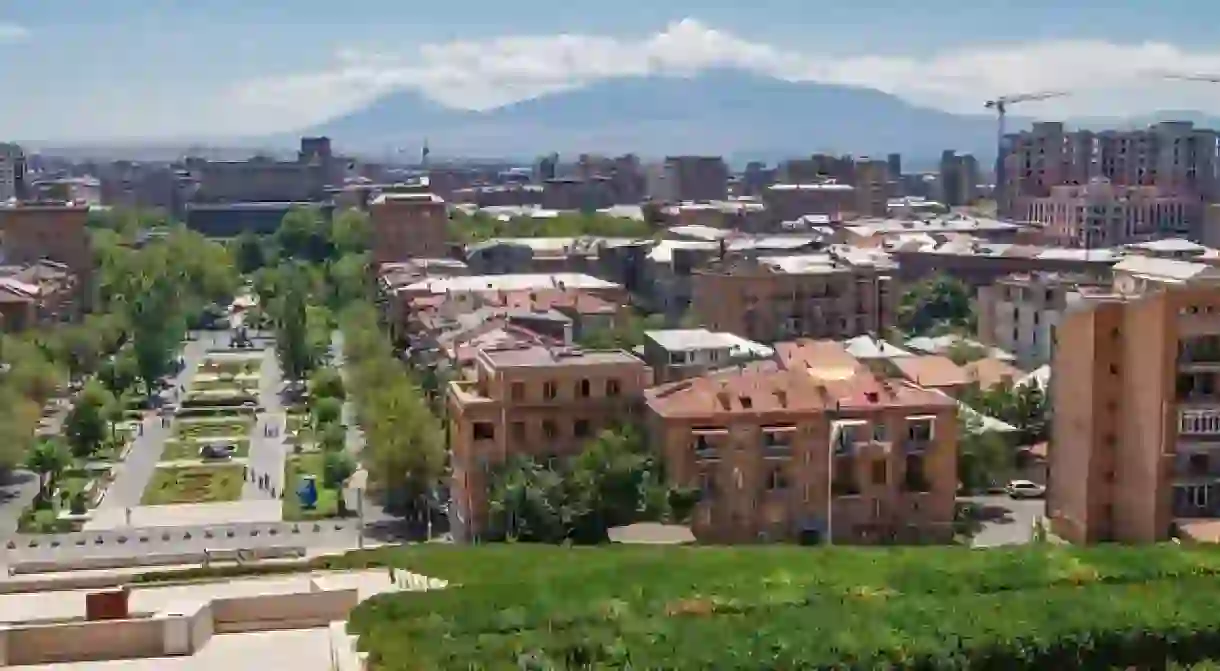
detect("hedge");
top-left (340, 544), bottom-right (1220, 670)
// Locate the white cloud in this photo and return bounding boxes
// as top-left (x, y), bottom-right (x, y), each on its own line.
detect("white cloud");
top-left (228, 18), bottom-right (1220, 132)
top-left (0, 22), bottom-right (28, 43)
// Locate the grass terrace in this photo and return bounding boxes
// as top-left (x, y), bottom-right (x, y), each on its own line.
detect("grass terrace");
top-left (282, 453), bottom-right (341, 520)
top-left (342, 544), bottom-right (1220, 670)
top-left (173, 416), bottom-right (253, 440)
top-left (141, 465), bottom-right (244, 505)
top-left (159, 438), bottom-right (251, 462)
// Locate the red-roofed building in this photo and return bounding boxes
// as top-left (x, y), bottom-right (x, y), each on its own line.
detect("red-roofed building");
top-left (645, 347), bottom-right (960, 545)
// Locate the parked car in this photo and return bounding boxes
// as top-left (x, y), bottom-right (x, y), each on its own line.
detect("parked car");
top-left (1005, 479), bottom-right (1046, 499)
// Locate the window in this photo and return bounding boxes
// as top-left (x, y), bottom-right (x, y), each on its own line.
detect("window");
top-left (511, 382), bottom-right (525, 401)
top-left (907, 418), bottom-right (934, 445)
top-left (577, 379), bottom-right (591, 398)
top-left (574, 419), bottom-right (591, 438)
top-left (606, 379), bottom-right (621, 397)
top-left (766, 467), bottom-right (788, 491)
top-left (871, 459), bottom-right (887, 485)
top-left (542, 420), bottom-right (558, 440)
top-left (872, 421), bottom-right (887, 442)
top-left (511, 422), bottom-right (526, 442)
top-left (543, 381), bottom-right (558, 400)
top-left (904, 454), bottom-right (929, 492)
top-left (472, 422), bottom-right (495, 441)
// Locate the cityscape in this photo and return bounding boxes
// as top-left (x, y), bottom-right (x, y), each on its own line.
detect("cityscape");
top-left (10, 3), bottom-right (1220, 669)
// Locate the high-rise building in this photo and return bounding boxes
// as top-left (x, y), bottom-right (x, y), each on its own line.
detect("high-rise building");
top-left (0, 143), bottom-right (27, 202)
top-left (887, 153), bottom-right (903, 180)
top-left (662, 156), bottom-right (729, 202)
top-left (1048, 254), bottom-right (1220, 544)
top-left (853, 158), bottom-right (891, 217)
top-left (939, 150), bottom-right (980, 207)
top-left (1023, 179), bottom-right (1199, 248)
top-left (1000, 121), bottom-right (1220, 218)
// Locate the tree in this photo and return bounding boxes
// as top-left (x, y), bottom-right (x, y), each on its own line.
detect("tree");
top-left (331, 210), bottom-right (372, 255)
top-left (274, 206), bottom-right (333, 263)
top-left (963, 381), bottom-right (1049, 446)
top-left (274, 263), bottom-right (314, 381)
top-left (26, 438), bottom-right (69, 500)
top-left (2, 337), bottom-right (65, 406)
top-left (309, 367), bottom-right (346, 401)
top-left (65, 381), bottom-right (114, 459)
top-left (327, 252), bottom-right (372, 308)
top-left (578, 311), bottom-right (666, 350)
top-left (323, 451), bottom-right (356, 488)
top-left (0, 387), bottom-right (39, 472)
top-left (897, 275), bottom-right (976, 336)
top-left (233, 230), bottom-right (267, 274)
top-left (99, 349), bottom-right (140, 398)
top-left (312, 396), bottom-right (344, 428)
top-left (958, 412), bottom-right (1014, 493)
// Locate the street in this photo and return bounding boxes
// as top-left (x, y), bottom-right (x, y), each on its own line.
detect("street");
top-left (960, 495), bottom-right (1045, 548)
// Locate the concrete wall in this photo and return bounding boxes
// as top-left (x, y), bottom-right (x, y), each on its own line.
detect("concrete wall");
top-left (10, 545), bottom-right (307, 574)
top-left (329, 621), bottom-right (368, 671)
top-left (2, 617), bottom-right (165, 665)
top-left (211, 587), bottom-right (358, 634)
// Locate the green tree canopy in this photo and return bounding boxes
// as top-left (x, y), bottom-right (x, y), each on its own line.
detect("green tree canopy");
top-left (64, 380), bottom-right (115, 459)
top-left (897, 275), bottom-right (976, 336)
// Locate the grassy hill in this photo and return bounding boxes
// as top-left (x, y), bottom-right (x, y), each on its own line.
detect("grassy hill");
top-left (339, 543), bottom-right (1220, 669)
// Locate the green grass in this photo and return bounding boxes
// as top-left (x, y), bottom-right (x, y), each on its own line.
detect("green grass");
top-left (285, 414), bottom-right (313, 446)
top-left (282, 453), bottom-right (341, 521)
top-left (341, 544), bottom-right (1220, 670)
top-left (190, 379), bottom-right (256, 393)
top-left (141, 465), bottom-right (244, 505)
top-left (159, 438), bottom-right (251, 462)
top-left (174, 418), bottom-right (252, 440)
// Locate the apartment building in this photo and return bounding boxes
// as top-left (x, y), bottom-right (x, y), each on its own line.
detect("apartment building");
top-left (447, 344), bottom-right (652, 541)
top-left (645, 342), bottom-right (959, 543)
top-left (1000, 121), bottom-right (1220, 218)
top-left (691, 250), bottom-right (898, 343)
top-left (938, 150), bottom-right (979, 207)
top-left (642, 329), bottom-right (774, 384)
top-left (778, 155), bottom-right (855, 185)
top-left (1023, 179), bottom-right (1200, 248)
top-left (853, 158), bottom-right (891, 218)
top-left (1049, 254), bottom-right (1220, 544)
top-left (660, 156), bottom-right (729, 202)
top-left (369, 192), bottom-right (449, 264)
top-left (0, 143), bottom-right (27, 202)
top-left (0, 260), bottom-right (79, 330)
top-left (0, 203), bottom-right (91, 285)
top-left (976, 272), bottom-right (1110, 369)
top-left (764, 183), bottom-right (855, 222)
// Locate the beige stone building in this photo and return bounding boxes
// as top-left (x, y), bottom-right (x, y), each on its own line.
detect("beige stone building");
top-left (645, 341), bottom-right (959, 544)
top-left (691, 250), bottom-right (898, 343)
top-left (446, 344), bottom-right (651, 541)
top-left (1049, 254), bottom-right (1220, 544)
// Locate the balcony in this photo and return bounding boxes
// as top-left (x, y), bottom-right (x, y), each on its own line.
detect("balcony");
top-left (1180, 408), bottom-right (1220, 437)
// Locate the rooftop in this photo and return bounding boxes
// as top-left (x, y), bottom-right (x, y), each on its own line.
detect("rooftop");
top-left (889, 355), bottom-right (969, 389)
top-left (404, 273), bottom-right (620, 294)
top-left (645, 329), bottom-right (773, 358)
top-left (371, 192), bottom-right (445, 205)
top-left (480, 344), bottom-right (643, 368)
top-left (1113, 254), bottom-right (1220, 284)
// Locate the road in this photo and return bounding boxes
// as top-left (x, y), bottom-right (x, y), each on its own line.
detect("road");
top-left (96, 337), bottom-right (210, 510)
top-left (243, 344), bottom-right (288, 500)
top-left (961, 495), bottom-right (1045, 547)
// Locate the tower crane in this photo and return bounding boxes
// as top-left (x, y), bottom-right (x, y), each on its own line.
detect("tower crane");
top-left (985, 90), bottom-right (1070, 215)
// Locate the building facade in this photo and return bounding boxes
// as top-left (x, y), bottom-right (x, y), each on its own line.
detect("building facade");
top-left (661, 156), bottom-right (729, 202)
top-left (691, 252), bottom-right (898, 343)
top-left (938, 150), bottom-right (979, 207)
top-left (1000, 121), bottom-right (1220, 218)
top-left (976, 272), bottom-right (1109, 369)
top-left (0, 143), bottom-right (26, 202)
top-left (645, 361), bottom-right (959, 543)
top-left (369, 193), bottom-right (449, 264)
top-left (446, 344), bottom-right (651, 541)
top-left (1022, 179), bottom-right (1199, 248)
top-left (1049, 256), bottom-right (1220, 544)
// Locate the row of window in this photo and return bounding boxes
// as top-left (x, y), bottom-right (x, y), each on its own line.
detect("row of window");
top-left (698, 455), bottom-right (931, 499)
top-left (471, 418), bottom-right (595, 442)
top-left (510, 378), bottom-right (622, 402)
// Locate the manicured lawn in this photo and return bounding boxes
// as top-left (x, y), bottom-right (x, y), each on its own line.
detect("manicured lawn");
top-left (190, 379), bottom-right (255, 393)
top-left (282, 453), bottom-right (341, 521)
top-left (285, 414), bottom-right (313, 446)
top-left (343, 544), bottom-right (1220, 670)
top-left (141, 465), bottom-right (243, 505)
top-left (174, 417), bottom-right (252, 440)
top-left (160, 438), bottom-right (251, 462)
top-left (199, 359), bottom-right (260, 375)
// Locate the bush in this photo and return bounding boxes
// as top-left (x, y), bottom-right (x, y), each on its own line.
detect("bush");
top-left (335, 544), bottom-right (1220, 669)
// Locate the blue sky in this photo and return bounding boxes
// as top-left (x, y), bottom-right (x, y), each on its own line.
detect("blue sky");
top-left (4, 0), bottom-right (1220, 141)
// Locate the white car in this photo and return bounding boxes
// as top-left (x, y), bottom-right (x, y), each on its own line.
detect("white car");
top-left (1005, 479), bottom-right (1046, 499)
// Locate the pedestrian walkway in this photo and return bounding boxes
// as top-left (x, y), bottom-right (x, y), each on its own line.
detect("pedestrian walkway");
top-left (243, 349), bottom-right (288, 502)
top-left (97, 339), bottom-right (210, 511)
